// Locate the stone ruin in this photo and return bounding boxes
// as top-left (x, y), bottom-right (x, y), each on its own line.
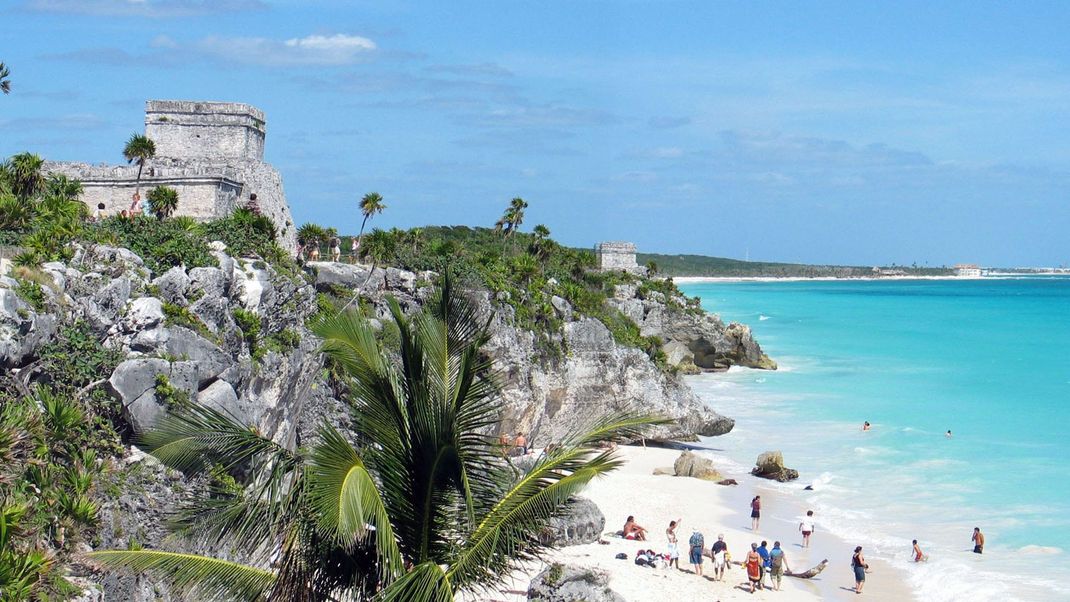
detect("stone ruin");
top-left (595, 241), bottom-right (645, 274)
top-left (45, 100), bottom-right (297, 250)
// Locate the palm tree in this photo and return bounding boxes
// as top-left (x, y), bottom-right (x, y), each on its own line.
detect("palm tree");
top-left (122, 134), bottom-right (156, 194)
top-left (0, 62), bottom-right (11, 94)
top-left (530, 224), bottom-right (551, 258)
top-left (504, 197), bottom-right (528, 237)
top-left (408, 227), bottom-right (423, 254)
top-left (646, 260), bottom-right (658, 276)
top-left (147, 186), bottom-right (179, 219)
top-left (4, 152), bottom-right (45, 200)
top-left (88, 278), bottom-right (663, 601)
top-left (356, 192), bottom-right (386, 252)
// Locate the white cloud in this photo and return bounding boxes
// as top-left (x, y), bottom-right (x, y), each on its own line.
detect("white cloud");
top-left (197, 33), bottom-right (377, 66)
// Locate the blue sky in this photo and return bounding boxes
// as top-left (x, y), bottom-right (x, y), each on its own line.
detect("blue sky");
top-left (2, 0), bottom-right (1068, 266)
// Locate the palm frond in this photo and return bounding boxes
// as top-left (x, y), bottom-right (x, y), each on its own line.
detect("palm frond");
top-left (140, 403), bottom-right (296, 476)
top-left (85, 550), bottom-right (274, 602)
top-left (308, 424), bottom-right (404, 583)
top-left (377, 562), bottom-right (453, 602)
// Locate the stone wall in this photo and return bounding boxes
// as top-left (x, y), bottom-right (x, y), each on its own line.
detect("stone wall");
top-left (595, 241), bottom-right (641, 272)
top-left (145, 100), bottom-right (265, 162)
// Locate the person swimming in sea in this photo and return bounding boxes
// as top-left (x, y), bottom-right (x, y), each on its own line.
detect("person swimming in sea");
top-left (972, 527), bottom-right (985, 554)
top-left (862, 421), bottom-right (871, 431)
top-left (946, 430), bottom-right (953, 438)
top-left (913, 539), bottom-right (928, 562)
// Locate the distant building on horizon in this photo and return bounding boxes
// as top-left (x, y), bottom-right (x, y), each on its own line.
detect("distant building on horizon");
top-left (595, 241), bottom-right (646, 274)
top-left (953, 263), bottom-right (983, 277)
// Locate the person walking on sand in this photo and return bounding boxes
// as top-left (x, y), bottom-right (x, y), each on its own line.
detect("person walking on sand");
top-left (688, 529), bottom-right (705, 576)
top-left (913, 539), bottom-right (927, 562)
top-left (800, 510), bottom-right (816, 548)
top-left (750, 495), bottom-right (762, 531)
top-left (852, 546), bottom-right (868, 594)
top-left (972, 527), bottom-right (985, 554)
top-left (769, 541), bottom-right (789, 591)
top-left (745, 543), bottom-right (762, 593)
top-left (666, 519), bottom-right (682, 569)
top-left (711, 534), bottom-right (728, 581)
top-left (757, 540), bottom-right (771, 588)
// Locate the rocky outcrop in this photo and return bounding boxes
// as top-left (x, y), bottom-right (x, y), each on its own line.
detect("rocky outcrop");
top-left (538, 497), bottom-right (606, 547)
top-left (672, 450), bottom-right (723, 481)
top-left (752, 450), bottom-right (800, 482)
top-left (528, 564), bottom-right (624, 602)
top-left (608, 283), bottom-right (776, 372)
top-left (307, 262), bottom-right (736, 442)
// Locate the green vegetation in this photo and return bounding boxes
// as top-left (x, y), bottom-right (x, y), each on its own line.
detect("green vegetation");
top-left (154, 374), bottom-right (190, 408)
top-left (0, 61), bottom-right (10, 94)
top-left (88, 278), bottom-right (663, 601)
top-left (146, 185), bottom-right (179, 219)
top-left (636, 251), bottom-right (954, 277)
top-left (231, 307), bottom-right (263, 360)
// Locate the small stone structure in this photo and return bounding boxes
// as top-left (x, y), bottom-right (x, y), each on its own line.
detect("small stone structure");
top-left (594, 241), bottom-right (644, 274)
top-left (46, 100), bottom-right (297, 250)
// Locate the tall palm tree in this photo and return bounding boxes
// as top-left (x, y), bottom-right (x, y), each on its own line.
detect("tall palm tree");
top-left (356, 192), bottom-right (386, 252)
top-left (504, 197), bottom-right (528, 237)
top-left (0, 62), bottom-right (11, 94)
top-left (122, 134), bottom-right (156, 194)
top-left (87, 278), bottom-right (663, 601)
top-left (408, 227), bottom-right (423, 254)
top-left (530, 224), bottom-right (551, 258)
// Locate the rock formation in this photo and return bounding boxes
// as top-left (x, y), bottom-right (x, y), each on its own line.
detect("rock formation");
top-left (608, 283), bottom-right (776, 372)
top-left (672, 450), bottom-right (724, 481)
top-left (752, 450), bottom-right (800, 482)
top-left (538, 497), bottom-right (606, 547)
top-left (528, 564), bottom-right (625, 602)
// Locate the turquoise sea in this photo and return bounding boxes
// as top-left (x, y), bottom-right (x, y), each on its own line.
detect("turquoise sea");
top-left (679, 277), bottom-right (1070, 602)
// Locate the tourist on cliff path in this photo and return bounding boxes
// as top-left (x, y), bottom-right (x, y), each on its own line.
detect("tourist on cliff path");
top-left (751, 495), bottom-right (762, 531)
top-left (800, 510), bottom-right (816, 548)
top-left (328, 236), bottom-right (341, 262)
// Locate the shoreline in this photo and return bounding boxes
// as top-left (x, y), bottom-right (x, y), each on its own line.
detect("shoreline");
top-left (479, 446), bottom-right (915, 601)
top-left (673, 275), bottom-right (981, 283)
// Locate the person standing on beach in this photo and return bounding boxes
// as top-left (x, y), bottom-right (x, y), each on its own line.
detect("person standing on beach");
top-left (750, 495), bottom-right (762, 531)
top-left (769, 541), bottom-right (789, 591)
top-left (972, 527), bottom-right (985, 554)
top-left (946, 430), bottom-right (953, 438)
top-left (800, 510), bottom-right (816, 548)
top-left (746, 543), bottom-right (762, 593)
top-left (852, 546), bottom-right (868, 594)
top-left (666, 519), bottom-right (681, 569)
top-left (688, 529), bottom-right (705, 576)
top-left (711, 534), bottom-right (728, 581)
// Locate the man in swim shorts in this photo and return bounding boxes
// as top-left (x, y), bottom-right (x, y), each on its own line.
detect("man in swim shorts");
top-left (799, 510), bottom-right (815, 548)
top-left (711, 534), bottom-right (728, 581)
top-left (972, 527), bottom-right (984, 554)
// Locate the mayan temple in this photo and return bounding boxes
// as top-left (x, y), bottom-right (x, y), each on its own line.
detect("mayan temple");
top-left (46, 100), bottom-right (298, 250)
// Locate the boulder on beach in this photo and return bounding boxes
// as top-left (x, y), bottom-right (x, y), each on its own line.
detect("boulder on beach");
top-left (672, 450), bottom-right (723, 481)
top-left (751, 450), bottom-right (799, 482)
top-left (537, 497), bottom-right (605, 547)
top-left (528, 564), bottom-right (624, 602)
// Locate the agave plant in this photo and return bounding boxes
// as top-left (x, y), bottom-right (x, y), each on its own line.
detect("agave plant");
top-left (88, 277), bottom-right (663, 601)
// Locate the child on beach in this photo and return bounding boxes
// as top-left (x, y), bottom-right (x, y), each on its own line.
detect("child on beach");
top-left (750, 495), bottom-right (762, 531)
top-left (800, 510), bottom-right (816, 548)
top-left (666, 520), bottom-right (681, 569)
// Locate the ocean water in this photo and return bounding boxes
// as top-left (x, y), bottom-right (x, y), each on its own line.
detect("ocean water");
top-left (679, 277), bottom-right (1070, 602)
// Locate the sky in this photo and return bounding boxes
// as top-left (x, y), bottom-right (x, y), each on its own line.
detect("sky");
top-left (1, 0), bottom-right (1068, 267)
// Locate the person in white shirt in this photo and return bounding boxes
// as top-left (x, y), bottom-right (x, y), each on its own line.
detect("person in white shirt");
top-left (799, 510), bottom-right (816, 548)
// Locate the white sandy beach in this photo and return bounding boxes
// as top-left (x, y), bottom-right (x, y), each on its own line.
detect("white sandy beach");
top-left (476, 446), bottom-right (914, 601)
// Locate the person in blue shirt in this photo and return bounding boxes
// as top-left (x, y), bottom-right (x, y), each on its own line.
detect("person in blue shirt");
top-left (757, 540), bottom-right (771, 589)
top-left (769, 541), bottom-right (789, 591)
